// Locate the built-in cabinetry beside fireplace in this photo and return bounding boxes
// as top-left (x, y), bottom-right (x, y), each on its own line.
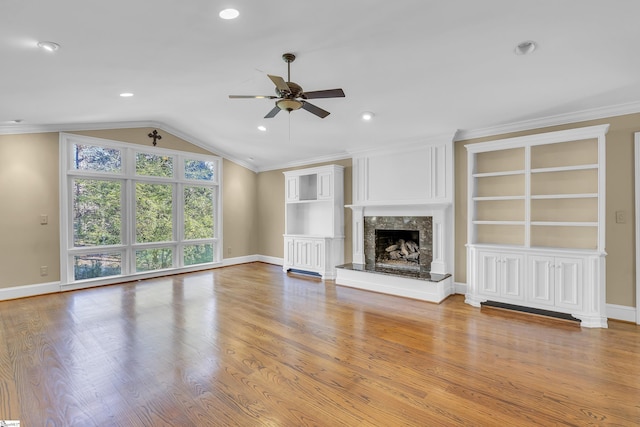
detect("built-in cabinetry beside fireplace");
top-left (465, 124), bottom-right (609, 327)
top-left (283, 165), bottom-right (344, 280)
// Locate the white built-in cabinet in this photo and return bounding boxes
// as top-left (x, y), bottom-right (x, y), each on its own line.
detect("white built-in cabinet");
top-left (466, 124), bottom-right (609, 327)
top-left (477, 251), bottom-right (525, 303)
top-left (283, 165), bottom-right (344, 280)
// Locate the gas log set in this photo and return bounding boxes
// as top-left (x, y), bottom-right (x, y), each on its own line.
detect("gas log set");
top-left (379, 239), bottom-right (420, 264)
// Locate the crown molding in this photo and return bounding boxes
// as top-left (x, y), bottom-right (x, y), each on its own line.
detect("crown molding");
top-left (0, 120), bottom-right (259, 173)
top-left (257, 151), bottom-right (352, 172)
top-left (455, 100), bottom-right (640, 142)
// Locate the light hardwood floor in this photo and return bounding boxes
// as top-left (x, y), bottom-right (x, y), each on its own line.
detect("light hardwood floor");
top-left (0, 262), bottom-right (638, 426)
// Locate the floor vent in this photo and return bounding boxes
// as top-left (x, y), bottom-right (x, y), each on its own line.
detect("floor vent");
top-left (481, 301), bottom-right (580, 323)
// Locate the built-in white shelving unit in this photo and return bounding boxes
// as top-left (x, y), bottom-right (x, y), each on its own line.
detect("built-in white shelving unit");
top-left (283, 165), bottom-right (344, 280)
top-left (465, 124), bottom-right (609, 327)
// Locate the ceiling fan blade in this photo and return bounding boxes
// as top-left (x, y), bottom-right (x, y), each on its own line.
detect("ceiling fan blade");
top-left (303, 88), bottom-right (345, 99)
top-left (229, 95), bottom-right (278, 99)
top-left (268, 75), bottom-right (291, 93)
top-left (301, 101), bottom-right (330, 118)
top-left (264, 106), bottom-right (281, 118)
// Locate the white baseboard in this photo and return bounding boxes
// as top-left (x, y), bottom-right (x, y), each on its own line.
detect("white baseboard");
top-left (0, 281), bottom-right (60, 301)
top-left (606, 304), bottom-right (637, 323)
top-left (454, 281), bottom-right (467, 295)
top-left (255, 255), bottom-right (284, 266)
top-left (221, 254), bottom-right (260, 266)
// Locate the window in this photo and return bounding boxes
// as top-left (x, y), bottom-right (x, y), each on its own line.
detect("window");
top-left (60, 133), bottom-right (221, 285)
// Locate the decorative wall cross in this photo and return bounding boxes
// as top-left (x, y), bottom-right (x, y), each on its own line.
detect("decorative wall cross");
top-left (148, 129), bottom-right (162, 146)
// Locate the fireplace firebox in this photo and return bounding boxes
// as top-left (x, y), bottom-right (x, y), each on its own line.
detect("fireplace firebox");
top-left (364, 216), bottom-right (432, 272)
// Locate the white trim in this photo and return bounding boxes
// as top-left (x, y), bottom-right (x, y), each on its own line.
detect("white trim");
top-left (606, 304), bottom-right (637, 324)
top-left (256, 255), bottom-right (284, 266)
top-left (455, 101), bottom-right (640, 142)
top-left (635, 133), bottom-right (640, 324)
top-left (0, 281), bottom-right (60, 301)
top-left (258, 153), bottom-right (352, 173)
top-left (0, 120), bottom-right (258, 173)
top-left (454, 281), bottom-right (468, 295)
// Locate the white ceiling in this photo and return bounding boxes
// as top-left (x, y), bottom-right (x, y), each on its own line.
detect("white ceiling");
top-left (3, 1), bottom-right (640, 171)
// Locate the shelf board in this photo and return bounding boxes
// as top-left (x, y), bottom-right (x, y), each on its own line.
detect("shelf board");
top-left (530, 164), bottom-right (598, 173)
top-left (530, 221), bottom-right (598, 227)
top-left (473, 220), bottom-right (525, 226)
top-left (472, 170), bottom-right (525, 178)
top-left (473, 195), bottom-right (525, 201)
top-left (530, 193), bottom-right (598, 200)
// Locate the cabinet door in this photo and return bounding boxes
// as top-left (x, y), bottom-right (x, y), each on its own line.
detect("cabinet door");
top-left (317, 172), bottom-right (333, 200)
top-left (284, 238), bottom-right (295, 267)
top-left (312, 240), bottom-right (325, 270)
top-left (478, 251), bottom-right (501, 297)
top-left (554, 257), bottom-right (583, 310)
top-left (501, 253), bottom-right (525, 302)
top-left (528, 255), bottom-right (554, 306)
top-left (286, 176), bottom-right (299, 201)
top-left (294, 240), bottom-right (313, 269)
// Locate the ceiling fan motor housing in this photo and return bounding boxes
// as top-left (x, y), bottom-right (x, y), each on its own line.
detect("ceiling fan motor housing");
top-left (275, 81), bottom-right (303, 98)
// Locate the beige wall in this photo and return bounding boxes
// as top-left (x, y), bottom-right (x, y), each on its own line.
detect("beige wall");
top-left (455, 113), bottom-right (639, 307)
top-left (257, 158), bottom-right (353, 263)
top-left (0, 133), bottom-right (60, 288)
top-left (0, 128), bottom-right (258, 289)
top-left (223, 159), bottom-right (258, 258)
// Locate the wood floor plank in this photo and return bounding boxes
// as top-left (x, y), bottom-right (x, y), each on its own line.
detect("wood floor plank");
top-left (0, 262), bottom-right (639, 426)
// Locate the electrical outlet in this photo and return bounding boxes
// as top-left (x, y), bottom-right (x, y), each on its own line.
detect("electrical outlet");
top-left (227, 247), bottom-right (232, 255)
top-left (40, 266), bottom-right (48, 276)
top-left (616, 211), bottom-right (625, 224)
top-left (40, 214), bottom-right (48, 225)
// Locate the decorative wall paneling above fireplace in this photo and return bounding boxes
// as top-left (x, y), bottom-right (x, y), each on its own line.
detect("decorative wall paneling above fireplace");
top-left (465, 124), bottom-right (609, 327)
top-left (283, 165), bottom-right (344, 280)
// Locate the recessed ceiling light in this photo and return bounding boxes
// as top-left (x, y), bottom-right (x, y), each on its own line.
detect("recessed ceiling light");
top-left (12, 119), bottom-right (23, 123)
top-left (514, 40), bottom-right (537, 55)
top-left (37, 41), bottom-right (60, 52)
top-left (120, 92), bottom-right (134, 97)
top-left (361, 112), bottom-right (375, 121)
top-left (257, 125), bottom-right (267, 132)
top-left (219, 8), bottom-right (240, 20)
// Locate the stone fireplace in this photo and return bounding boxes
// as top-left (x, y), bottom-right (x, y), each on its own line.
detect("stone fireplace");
top-left (364, 216), bottom-right (432, 271)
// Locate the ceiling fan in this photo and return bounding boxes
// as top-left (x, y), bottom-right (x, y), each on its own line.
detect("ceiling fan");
top-left (229, 53), bottom-right (345, 119)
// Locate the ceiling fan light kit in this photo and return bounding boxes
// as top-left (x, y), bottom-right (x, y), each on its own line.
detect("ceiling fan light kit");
top-left (229, 52), bottom-right (345, 119)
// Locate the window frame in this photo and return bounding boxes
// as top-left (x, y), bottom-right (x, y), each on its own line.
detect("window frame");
top-left (59, 133), bottom-right (222, 288)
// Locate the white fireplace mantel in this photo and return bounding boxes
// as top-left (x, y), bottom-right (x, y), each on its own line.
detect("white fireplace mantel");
top-left (336, 136), bottom-right (455, 303)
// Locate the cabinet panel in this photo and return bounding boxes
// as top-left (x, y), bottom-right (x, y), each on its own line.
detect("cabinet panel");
top-left (502, 254), bottom-right (524, 301)
top-left (529, 256), bottom-right (554, 306)
top-left (317, 172), bottom-right (333, 200)
top-left (286, 176), bottom-right (299, 201)
top-left (555, 257), bottom-right (582, 310)
top-left (478, 252), bottom-right (500, 297)
top-left (294, 240), bottom-right (313, 269)
top-left (284, 238), bottom-right (294, 267)
top-left (312, 240), bottom-right (325, 270)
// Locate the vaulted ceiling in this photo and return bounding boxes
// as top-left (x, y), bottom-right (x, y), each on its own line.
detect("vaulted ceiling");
top-left (3, 1), bottom-right (640, 171)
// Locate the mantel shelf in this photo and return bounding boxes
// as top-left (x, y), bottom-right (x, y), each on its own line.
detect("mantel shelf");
top-left (346, 201), bottom-right (452, 210)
